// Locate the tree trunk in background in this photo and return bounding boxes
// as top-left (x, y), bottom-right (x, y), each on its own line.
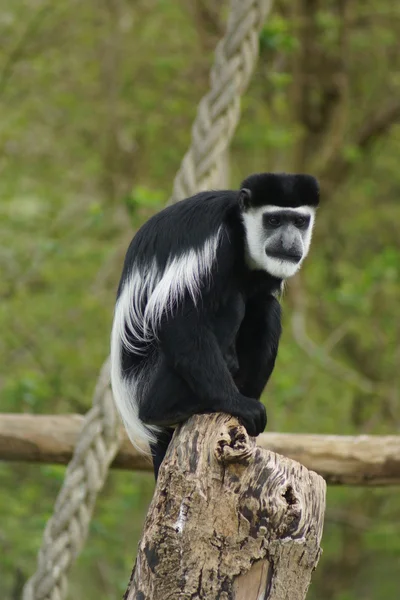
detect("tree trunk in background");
top-left (125, 414), bottom-right (326, 600)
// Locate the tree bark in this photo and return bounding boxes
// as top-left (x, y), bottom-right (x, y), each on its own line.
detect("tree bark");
top-left (125, 413), bottom-right (326, 600)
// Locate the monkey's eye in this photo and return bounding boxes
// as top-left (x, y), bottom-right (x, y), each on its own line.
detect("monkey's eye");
top-left (266, 216), bottom-right (281, 227)
top-left (294, 216), bottom-right (308, 228)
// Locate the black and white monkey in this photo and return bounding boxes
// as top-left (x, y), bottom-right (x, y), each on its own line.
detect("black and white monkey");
top-left (110, 173), bottom-right (319, 478)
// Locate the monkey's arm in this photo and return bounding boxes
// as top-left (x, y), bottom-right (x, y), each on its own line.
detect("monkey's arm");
top-left (159, 301), bottom-right (241, 407)
top-left (158, 231), bottom-right (243, 407)
top-left (157, 299), bottom-right (266, 436)
top-left (235, 293), bottom-right (282, 399)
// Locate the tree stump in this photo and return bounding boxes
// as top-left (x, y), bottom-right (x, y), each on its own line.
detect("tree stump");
top-left (125, 414), bottom-right (326, 600)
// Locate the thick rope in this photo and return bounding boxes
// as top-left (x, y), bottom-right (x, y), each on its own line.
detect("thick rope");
top-left (23, 2), bottom-right (272, 598)
top-left (22, 360), bottom-right (120, 600)
top-left (169, 0), bottom-right (273, 203)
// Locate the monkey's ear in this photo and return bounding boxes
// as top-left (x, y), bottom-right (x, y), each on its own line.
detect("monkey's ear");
top-left (238, 188), bottom-right (252, 210)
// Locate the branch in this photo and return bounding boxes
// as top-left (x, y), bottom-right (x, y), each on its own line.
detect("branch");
top-left (318, 99), bottom-right (400, 194)
top-left (357, 100), bottom-right (400, 149)
top-left (291, 309), bottom-right (376, 395)
top-left (1, 413), bottom-right (400, 485)
top-left (288, 275), bottom-right (389, 398)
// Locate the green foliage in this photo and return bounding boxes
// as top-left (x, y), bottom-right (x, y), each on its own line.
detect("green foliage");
top-left (260, 16), bottom-right (297, 53)
top-left (124, 185), bottom-right (164, 221)
top-left (0, 1), bottom-right (400, 598)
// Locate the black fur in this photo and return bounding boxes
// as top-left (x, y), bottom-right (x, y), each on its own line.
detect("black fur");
top-left (115, 173), bottom-right (317, 479)
top-left (240, 173), bottom-right (319, 209)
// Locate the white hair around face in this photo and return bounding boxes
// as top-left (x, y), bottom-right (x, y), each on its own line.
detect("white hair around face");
top-left (242, 205), bottom-right (316, 279)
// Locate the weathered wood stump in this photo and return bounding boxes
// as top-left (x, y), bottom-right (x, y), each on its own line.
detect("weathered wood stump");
top-left (125, 414), bottom-right (326, 599)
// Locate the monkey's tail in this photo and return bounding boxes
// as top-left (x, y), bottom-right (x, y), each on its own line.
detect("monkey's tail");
top-left (149, 427), bottom-right (175, 480)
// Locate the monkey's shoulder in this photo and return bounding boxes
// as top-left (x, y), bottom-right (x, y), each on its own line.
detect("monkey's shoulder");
top-left (123, 192), bottom-right (241, 272)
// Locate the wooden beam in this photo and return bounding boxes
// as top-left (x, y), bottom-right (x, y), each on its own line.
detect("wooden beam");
top-left (124, 413), bottom-right (326, 599)
top-left (1, 413), bottom-right (399, 485)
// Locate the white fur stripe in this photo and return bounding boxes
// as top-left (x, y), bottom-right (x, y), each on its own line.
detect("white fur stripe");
top-left (110, 227), bottom-right (222, 448)
top-left (118, 226), bottom-right (222, 353)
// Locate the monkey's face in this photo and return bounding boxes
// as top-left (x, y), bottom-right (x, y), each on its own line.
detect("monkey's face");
top-left (242, 205), bottom-right (316, 279)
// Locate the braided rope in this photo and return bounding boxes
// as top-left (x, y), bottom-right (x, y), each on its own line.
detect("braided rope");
top-left (23, 1), bottom-right (272, 598)
top-left (169, 0), bottom-right (272, 203)
top-left (22, 360), bottom-right (121, 600)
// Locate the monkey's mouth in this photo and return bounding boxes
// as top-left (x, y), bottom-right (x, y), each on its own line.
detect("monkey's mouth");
top-left (266, 250), bottom-right (302, 263)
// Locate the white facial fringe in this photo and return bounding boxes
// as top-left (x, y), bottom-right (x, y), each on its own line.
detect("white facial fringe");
top-left (110, 227), bottom-right (222, 449)
top-left (242, 205), bottom-right (315, 278)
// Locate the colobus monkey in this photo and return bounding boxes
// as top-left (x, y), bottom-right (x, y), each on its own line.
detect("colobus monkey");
top-left (111, 173), bottom-right (319, 478)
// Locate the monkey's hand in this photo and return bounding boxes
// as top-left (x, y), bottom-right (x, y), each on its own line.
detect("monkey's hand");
top-left (229, 396), bottom-right (267, 437)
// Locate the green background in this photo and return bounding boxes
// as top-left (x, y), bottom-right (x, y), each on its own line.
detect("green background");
top-left (0, 1), bottom-right (399, 598)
